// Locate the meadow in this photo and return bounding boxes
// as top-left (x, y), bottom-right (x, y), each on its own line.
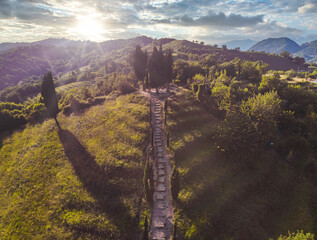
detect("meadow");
top-left (0, 93), bottom-right (150, 239)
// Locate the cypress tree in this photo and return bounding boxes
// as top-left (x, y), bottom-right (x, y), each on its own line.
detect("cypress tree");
top-left (149, 162), bottom-right (154, 205)
top-left (41, 71), bottom-right (60, 128)
top-left (143, 215), bottom-right (149, 240)
top-left (171, 167), bottom-right (179, 201)
top-left (164, 100), bottom-right (167, 126)
top-left (172, 220), bottom-right (177, 240)
top-left (143, 156), bottom-right (151, 203)
top-left (133, 45), bottom-right (148, 85)
top-left (166, 49), bottom-right (174, 91)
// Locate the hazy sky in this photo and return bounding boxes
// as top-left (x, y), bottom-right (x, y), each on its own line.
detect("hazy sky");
top-left (0, 0), bottom-right (317, 44)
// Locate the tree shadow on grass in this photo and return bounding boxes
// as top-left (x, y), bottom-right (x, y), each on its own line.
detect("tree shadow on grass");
top-left (58, 129), bottom-right (136, 237)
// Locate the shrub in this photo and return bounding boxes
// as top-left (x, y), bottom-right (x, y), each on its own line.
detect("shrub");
top-left (117, 80), bottom-right (136, 94)
top-left (271, 230), bottom-right (314, 240)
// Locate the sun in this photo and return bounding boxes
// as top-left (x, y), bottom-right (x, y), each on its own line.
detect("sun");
top-left (74, 16), bottom-right (104, 41)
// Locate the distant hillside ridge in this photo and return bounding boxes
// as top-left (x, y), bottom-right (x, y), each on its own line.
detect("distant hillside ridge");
top-left (224, 39), bottom-right (257, 51)
top-left (249, 37), bottom-right (302, 54)
top-left (156, 39), bottom-right (307, 71)
top-left (295, 40), bottom-right (317, 63)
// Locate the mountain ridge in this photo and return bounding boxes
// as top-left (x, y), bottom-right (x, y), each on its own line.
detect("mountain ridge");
top-left (249, 37), bottom-right (317, 63)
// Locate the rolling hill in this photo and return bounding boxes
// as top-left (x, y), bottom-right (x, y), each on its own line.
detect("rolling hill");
top-left (0, 35), bottom-right (310, 92)
top-left (0, 36), bottom-right (153, 90)
top-left (249, 37), bottom-right (302, 54)
top-left (295, 40), bottom-right (317, 63)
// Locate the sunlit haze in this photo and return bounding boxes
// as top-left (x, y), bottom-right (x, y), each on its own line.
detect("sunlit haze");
top-left (0, 0), bottom-right (317, 44)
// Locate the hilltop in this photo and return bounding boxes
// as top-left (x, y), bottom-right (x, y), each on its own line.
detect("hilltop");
top-left (249, 37), bottom-right (302, 54)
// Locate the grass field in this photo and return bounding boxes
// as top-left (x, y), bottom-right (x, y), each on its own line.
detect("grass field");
top-left (168, 87), bottom-right (316, 240)
top-left (0, 93), bottom-right (150, 239)
top-left (56, 80), bottom-right (95, 94)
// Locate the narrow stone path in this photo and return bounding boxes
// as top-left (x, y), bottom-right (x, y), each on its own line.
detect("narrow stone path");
top-left (149, 91), bottom-right (173, 240)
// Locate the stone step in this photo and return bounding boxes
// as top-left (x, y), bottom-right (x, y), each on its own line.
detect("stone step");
top-left (156, 147), bottom-right (164, 152)
top-left (153, 219), bottom-right (165, 229)
top-left (156, 192), bottom-right (165, 200)
top-left (156, 201), bottom-right (165, 209)
top-left (157, 158), bottom-right (165, 163)
top-left (158, 176), bottom-right (165, 183)
top-left (152, 237), bottom-right (165, 240)
top-left (158, 163), bottom-right (165, 169)
top-left (158, 169), bottom-right (165, 176)
top-left (157, 183), bottom-right (166, 192)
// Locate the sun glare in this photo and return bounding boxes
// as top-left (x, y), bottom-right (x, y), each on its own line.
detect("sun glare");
top-left (74, 16), bottom-right (104, 41)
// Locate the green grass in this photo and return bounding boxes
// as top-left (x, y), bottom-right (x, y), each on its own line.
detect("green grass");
top-left (0, 93), bottom-right (150, 239)
top-left (56, 80), bottom-right (95, 94)
top-left (168, 87), bottom-right (316, 240)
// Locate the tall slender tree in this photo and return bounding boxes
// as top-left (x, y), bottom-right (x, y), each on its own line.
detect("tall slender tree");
top-left (148, 46), bottom-right (161, 93)
top-left (166, 49), bottom-right (174, 91)
top-left (41, 71), bottom-right (60, 128)
top-left (133, 45), bottom-right (148, 88)
top-left (143, 215), bottom-right (149, 240)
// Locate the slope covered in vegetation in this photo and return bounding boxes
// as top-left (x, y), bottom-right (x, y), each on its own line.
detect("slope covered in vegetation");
top-left (0, 93), bottom-right (150, 239)
top-left (168, 87), bottom-right (317, 240)
top-left (249, 37), bottom-right (301, 54)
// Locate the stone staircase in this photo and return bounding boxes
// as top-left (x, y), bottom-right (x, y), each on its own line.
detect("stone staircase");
top-left (150, 97), bottom-right (173, 240)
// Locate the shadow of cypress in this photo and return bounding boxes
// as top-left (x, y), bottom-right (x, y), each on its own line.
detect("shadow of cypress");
top-left (58, 129), bottom-right (136, 237)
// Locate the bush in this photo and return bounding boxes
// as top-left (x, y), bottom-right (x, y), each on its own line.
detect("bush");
top-left (0, 102), bottom-right (26, 133)
top-left (26, 102), bottom-right (49, 123)
top-left (117, 80), bottom-right (136, 94)
top-left (272, 230), bottom-right (314, 240)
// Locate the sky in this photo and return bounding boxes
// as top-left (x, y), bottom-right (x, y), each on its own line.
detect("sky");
top-left (0, 0), bottom-right (317, 44)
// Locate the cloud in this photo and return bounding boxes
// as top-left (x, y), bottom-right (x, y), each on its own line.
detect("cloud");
top-left (298, 1), bottom-right (317, 13)
top-left (151, 12), bottom-right (264, 28)
top-left (0, 0), bottom-right (316, 44)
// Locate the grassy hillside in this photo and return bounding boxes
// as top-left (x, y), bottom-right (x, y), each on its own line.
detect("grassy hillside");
top-left (0, 93), bottom-right (150, 239)
top-left (168, 87), bottom-right (316, 240)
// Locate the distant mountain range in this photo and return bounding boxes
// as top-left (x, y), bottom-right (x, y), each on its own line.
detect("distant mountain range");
top-left (248, 37), bottom-right (317, 63)
top-left (224, 39), bottom-right (257, 51)
top-left (0, 38), bottom-right (93, 54)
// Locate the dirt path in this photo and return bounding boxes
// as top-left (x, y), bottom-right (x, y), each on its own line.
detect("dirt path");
top-left (148, 88), bottom-right (174, 240)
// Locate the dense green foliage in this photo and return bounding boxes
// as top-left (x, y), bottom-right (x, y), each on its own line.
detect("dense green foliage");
top-left (168, 87), bottom-right (317, 240)
top-left (0, 102), bottom-right (27, 133)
